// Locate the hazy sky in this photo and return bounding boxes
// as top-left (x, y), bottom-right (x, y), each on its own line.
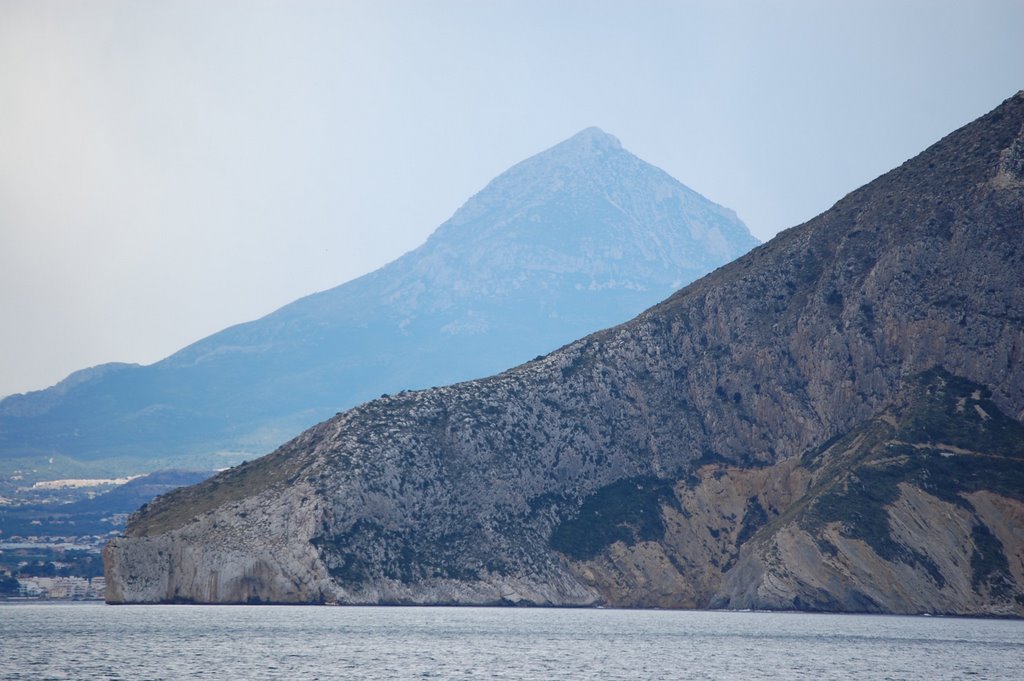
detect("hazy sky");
top-left (1, 0), bottom-right (1022, 398)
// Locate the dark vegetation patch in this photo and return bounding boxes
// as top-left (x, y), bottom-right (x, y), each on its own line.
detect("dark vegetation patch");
top-left (970, 524), bottom-right (1013, 598)
top-left (817, 538), bottom-right (839, 557)
top-left (312, 519), bottom-right (482, 585)
top-left (559, 351), bottom-right (592, 380)
top-left (898, 368), bottom-right (1024, 460)
top-left (693, 449), bottom-right (732, 469)
top-left (807, 464), bottom-right (945, 586)
top-left (549, 477), bottom-right (679, 560)
top-left (735, 496), bottom-right (769, 546)
top-left (796, 588), bottom-right (882, 614)
top-left (527, 490), bottom-right (573, 515)
top-left (859, 302), bottom-right (875, 322)
top-left (802, 368), bottom-right (1024, 587)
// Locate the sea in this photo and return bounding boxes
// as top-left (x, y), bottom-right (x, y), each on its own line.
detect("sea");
top-left (1, 604), bottom-right (1021, 680)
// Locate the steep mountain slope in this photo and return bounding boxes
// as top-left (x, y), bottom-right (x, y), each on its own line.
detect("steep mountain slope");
top-left (105, 93), bottom-right (1024, 614)
top-left (711, 369), bottom-right (1024, 615)
top-left (564, 368), bottom-right (1024, 616)
top-left (0, 128), bottom-right (757, 475)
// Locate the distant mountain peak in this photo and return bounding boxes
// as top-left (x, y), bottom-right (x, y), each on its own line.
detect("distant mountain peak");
top-left (1, 123), bottom-right (758, 474)
top-left (561, 126), bottom-right (623, 152)
top-left (442, 125), bottom-right (748, 252)
top-left (537, 126), bottom-right (624, 165)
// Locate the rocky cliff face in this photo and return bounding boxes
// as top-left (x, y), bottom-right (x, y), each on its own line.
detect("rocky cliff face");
top-left (565, 369), bottom-right (1024, 616)
top-left (105, 93), bottom-right (1024, 615)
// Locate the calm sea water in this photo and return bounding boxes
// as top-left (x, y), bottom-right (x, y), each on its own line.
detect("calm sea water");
top-left (1, 604), bottom-right (1021, 680)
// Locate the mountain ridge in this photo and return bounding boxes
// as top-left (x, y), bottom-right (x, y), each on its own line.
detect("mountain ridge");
top-left (105, 92), bottom-right (1024, 613)
top-left (0, 129), bottom-right (758, 475)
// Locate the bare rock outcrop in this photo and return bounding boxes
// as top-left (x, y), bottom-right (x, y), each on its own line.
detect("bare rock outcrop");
top-left (711, 370), bottom-right (1024, 616)
top-left (106, 93), bottom-right (1024, 614)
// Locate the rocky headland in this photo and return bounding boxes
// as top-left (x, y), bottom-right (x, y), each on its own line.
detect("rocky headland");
top-left (105, 92), bottom-right (1024, 615)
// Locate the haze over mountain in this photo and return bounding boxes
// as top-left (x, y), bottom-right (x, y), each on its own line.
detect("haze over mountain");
top-left (106, 93), bottom-right (1024, 616)
top-left (0, 128), bottom-right (757, 477)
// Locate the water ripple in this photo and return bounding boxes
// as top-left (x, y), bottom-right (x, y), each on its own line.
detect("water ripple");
top-left (1, 604), bottom-right (1021, 680)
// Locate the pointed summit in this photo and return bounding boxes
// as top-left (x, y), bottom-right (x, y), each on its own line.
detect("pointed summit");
top-left (0, 127), bottom-right (758, 474)
top-left (458, 126), bottom-right (633, 197)
top-left (443, 127), bottom-right (756, 267)
top-left (560, 126), bottom-right (623, 152)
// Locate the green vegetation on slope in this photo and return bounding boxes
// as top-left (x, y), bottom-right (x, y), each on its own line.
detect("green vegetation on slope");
top-left (549, 476), bottom-right (679, 560)
top-left (805, 368), bottom-right (1024, 587)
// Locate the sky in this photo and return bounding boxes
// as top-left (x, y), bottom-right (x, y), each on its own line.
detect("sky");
top-left (1, 0), bottom-right (1022, 399)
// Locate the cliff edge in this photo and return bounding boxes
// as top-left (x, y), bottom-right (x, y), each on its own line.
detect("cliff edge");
top-left (106, 93), bottom-right (1024, 614)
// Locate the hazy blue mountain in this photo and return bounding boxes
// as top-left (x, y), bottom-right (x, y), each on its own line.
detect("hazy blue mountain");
top-left (0, 128), bottom-right (757, 475)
